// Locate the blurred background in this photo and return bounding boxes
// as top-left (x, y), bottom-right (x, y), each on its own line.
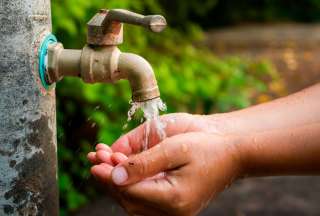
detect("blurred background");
top-left (51, 0), bottom-right (320, 215)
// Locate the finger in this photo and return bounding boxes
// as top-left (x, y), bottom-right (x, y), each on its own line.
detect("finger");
top-left (87, 152), bottom-right (98, 164)
top-left (112, 113), bottom-right (198, 155)
top-left (110, 135), bottom-right (132, 156)
top-left (111, 133), bottom-right (194, 186)
top-left (91, 163), bottom-right (113, 183)
top-left (96, 150), bottom-right (113, 165)
top-left (95, 143), bottom-right (112, 153)
top-left (111, 152), bottom-right (128, 165)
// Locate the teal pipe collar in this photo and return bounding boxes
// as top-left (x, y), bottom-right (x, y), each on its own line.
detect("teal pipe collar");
top-left (39, 33), bottom-right (57, 90)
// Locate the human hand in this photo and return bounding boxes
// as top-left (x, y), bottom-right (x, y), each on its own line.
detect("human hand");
top-left (87, 113), bottom-right (212, 165)
top-left (88, 114), bottom-right (243, 216)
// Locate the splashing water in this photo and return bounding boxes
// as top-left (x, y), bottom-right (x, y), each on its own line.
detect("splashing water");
top-left (125, 98), bottom-right (167, 151)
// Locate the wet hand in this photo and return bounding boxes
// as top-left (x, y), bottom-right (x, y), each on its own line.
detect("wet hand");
top-left (87, 113), bottom-right (210, 166)
top-left (88, 115), bottom-right (243, 215)
top-left (92, 133), bottom-right (242, 216)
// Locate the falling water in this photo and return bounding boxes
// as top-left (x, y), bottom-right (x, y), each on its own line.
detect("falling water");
top-left (125, 97), bottom-right (167, 151)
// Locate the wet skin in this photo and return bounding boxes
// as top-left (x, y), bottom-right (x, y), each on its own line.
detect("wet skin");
top-left (87, 83), bottom-right (320, 216)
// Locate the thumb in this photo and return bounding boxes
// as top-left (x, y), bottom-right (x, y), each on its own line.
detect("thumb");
top-left (111, 134), bottom-right (192, 186)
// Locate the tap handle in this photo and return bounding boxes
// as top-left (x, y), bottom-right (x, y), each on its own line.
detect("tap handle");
top-left (87, 9), bottom-right (167, 45)
top-left (106, 9), bottom-right (167, 33)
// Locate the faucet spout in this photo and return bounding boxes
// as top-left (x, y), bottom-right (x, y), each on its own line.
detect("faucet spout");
top-left (118, 53), bottom-right (160, 102)
top-left (46, 43), bottom-right (160, 102)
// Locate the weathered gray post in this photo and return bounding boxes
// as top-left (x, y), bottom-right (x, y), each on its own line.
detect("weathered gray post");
top-left (0, 0), bottom-right (58, 215)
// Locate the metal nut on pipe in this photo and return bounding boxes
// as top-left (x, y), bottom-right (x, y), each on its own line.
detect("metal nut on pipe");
top-left (47, 43), bottom-right (82, 84)
top-left (80, 45), bottom-right (122, 83)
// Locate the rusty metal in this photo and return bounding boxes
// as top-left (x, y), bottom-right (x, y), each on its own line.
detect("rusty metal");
top-left (106, 9), bottom-right (167, 33)
top-left (46, 44), bottom-right (160, 102)
top-left (118, 53), bottom-right (160, 102)
top-left (46, 8), bottom-right (166, 102)
top-left (47, 43), bottom-right (82, 84)
top-left (87, 9), bottom-right (123, 46)
top-left (79, 45), bottom-right (121, 83)
top-left (87, 9), bottom-right (167, 46)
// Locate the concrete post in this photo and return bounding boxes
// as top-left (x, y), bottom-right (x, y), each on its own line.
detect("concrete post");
top-left (0, 0), bottom-right (58, 215)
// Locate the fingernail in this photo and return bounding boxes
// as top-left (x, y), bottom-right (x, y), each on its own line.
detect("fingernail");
top-left (112, 166), bottom-right (128, 185)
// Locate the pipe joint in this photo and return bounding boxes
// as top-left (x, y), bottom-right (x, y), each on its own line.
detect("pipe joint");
top-left (80, 45), bottom-right (121, 83)
top-left (47, 43), bottom-right (82, 84)
top-left (46, 44), bottom-right (160, 102)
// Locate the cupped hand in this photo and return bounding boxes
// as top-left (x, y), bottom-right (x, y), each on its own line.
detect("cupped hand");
top-left (87, 113), bottom-right (209, 165)
top-left (87, 113), bottom-right (242, 216)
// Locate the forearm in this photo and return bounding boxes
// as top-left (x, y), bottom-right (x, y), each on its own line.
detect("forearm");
top-left (237, 123), bottom-right (320, 177)
top-left (208, 83), bottom-right (320, 135)
top-left (206, 83), bottom-right (320, 176)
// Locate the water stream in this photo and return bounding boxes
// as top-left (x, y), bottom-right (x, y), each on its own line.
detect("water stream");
top-left (125, 97), bottom-right (167, 151)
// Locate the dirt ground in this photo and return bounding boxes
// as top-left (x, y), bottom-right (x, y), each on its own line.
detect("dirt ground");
top-left (75, 23), bottom-right (320, 216)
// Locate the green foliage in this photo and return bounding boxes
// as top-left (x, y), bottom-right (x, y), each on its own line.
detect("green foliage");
top-left (166, 0), bottom-right (320, 28)
top-left (52, 0), bottom-right (281, 214)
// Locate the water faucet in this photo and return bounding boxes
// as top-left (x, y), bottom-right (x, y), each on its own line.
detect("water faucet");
top-left (42, 9), bottom-right (166, 102)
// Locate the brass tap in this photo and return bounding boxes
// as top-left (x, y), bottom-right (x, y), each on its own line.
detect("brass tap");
top-left (46, 9), bottom-right (166, 102)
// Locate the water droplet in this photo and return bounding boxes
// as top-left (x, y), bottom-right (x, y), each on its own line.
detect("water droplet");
top-left (253, 137), bottom-right (257, 144)
top-left (181, 144), bottom-right (188, 153)
top-left (122, 123), bottom-right (128, 130)
top-left (163, 148), bottom-right (169, 159)
top-left (168, 118), bottom-right (175, 123)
